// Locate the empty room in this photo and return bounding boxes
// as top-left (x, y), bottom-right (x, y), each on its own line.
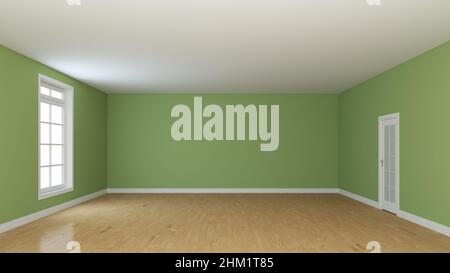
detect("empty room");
top-left (0, 0), bottom-right (449, 261)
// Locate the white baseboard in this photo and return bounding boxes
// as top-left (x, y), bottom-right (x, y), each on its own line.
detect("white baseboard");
top-left (0, 189), bottom-right (107, 234)
top-left (339, 189), bottom-right (449, 237)
top-left (2, 188), bottom-right (448, 238)
top-left (106, 188), bottom-right (341, 194)
top-left (398, 210), bottom-right (450, 237)
top-left (339, 189), bottom-right (380, 208)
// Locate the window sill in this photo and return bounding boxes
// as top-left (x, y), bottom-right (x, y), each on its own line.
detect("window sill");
top-left (38, 187), bottom-right (73, 200)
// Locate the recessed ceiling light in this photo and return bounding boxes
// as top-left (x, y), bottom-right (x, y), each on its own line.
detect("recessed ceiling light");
top-left (66, 0), bottom-right (81, 6)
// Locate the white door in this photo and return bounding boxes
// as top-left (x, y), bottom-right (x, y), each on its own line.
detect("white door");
top-left (378, 113), bottom-right (400, 214)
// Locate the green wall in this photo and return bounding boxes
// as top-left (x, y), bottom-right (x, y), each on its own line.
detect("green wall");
top-left (339, 41), bottom-right (450, 226)
top-left (108, 94), bottom-right (338, 188)
top-left (0, 46), bottom-right (107, 224)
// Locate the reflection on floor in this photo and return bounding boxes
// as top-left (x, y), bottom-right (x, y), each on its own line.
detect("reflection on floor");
top-left (1, 194), bottom-right (449, 253)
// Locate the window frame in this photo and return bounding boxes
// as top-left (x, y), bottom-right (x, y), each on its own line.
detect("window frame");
top-left (38, 74), bottom-right (74, 200)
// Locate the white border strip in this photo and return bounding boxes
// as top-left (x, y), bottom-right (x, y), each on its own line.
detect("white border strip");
top-left (1, 188), bottom-right (448, 238)
top-left (339, 189), bottom-right (380, 208)
top-left (0, 189), bottom-right (107, 234)
top-left (106, 188), bottom-right (340, 194)
top-left (398, 210), bottom-right (450, 237)
top-left (340, 189), bottom-right (449, 237)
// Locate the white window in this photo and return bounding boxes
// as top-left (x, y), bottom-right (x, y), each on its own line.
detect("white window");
top-left (38, 75), bottom-right (73, 200)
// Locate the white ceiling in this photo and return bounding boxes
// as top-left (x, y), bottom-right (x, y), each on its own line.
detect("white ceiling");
top-left (0, 0), bottom-right (449, 93)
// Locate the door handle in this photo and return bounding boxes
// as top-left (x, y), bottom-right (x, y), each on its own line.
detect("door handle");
top-left (380, 160), bottom-right (384, 167)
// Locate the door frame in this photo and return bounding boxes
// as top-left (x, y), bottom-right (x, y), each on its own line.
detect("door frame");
top-left (378, 113), bottom-right (400, 214)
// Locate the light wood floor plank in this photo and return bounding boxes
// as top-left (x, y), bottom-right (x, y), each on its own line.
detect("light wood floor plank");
top-left (0, 194), bottom-right (449, 253)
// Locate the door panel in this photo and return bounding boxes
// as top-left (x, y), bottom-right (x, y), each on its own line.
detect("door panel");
top-left (379, 114), bottom-right (399, 214)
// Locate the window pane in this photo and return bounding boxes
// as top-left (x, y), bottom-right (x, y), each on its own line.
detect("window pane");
top-left (51, 166), bottom-right (63, 186)
top-left (51, 105), bottom-right (63, 124)
top-left (40, 87), bottom-right (50, 96)
top-left (385, 185), bottom-right (390, 202)
top-left (40, 145), bottom-right (50, 166)
top-left (40, 167), bottom-right (50, 189)
top-left (390, 187), bottom-right (395, 203)
top-left (51, 124), bottom-right (63, 144)
top-left (40, 123), bottom-right (50, 144)
top-left (40, 102), bottom-right (50, 122)
top-left (51, 90), bottom-right (63, 100)
top-left (51, 145), bottom-right (63, 165)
